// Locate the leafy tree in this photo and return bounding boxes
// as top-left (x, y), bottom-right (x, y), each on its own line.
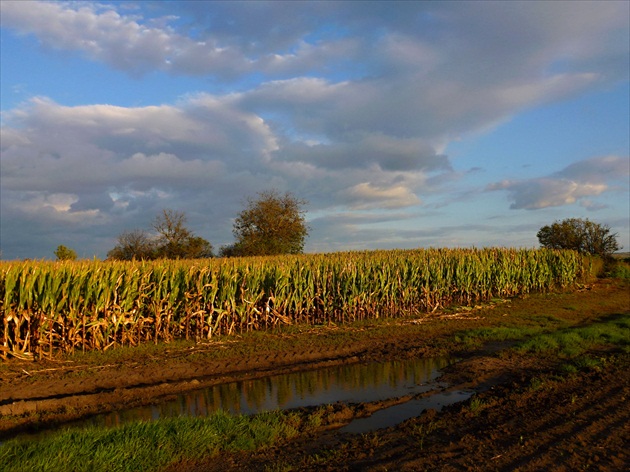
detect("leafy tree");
top-left (537, 218), bottom-right (620, 257)
top-left (225, 190), bottom-right (309, 257)
top-left (106, 229), bottom-right (156, 261)
top-left (179, 235), bottom-right (215, 259)
top-left (54, 245), bottom-right (77, 261)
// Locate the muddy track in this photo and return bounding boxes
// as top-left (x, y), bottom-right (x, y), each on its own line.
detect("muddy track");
top-left (0, 337), bottom-right (440, 440)
top-left (0, 354), bottom-right (355, 438)
top-left (180, 354), bottom-right (630, 472)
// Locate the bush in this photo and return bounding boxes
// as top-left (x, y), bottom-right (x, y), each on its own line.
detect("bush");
top-left (608, 261), bottom-right (630, 281)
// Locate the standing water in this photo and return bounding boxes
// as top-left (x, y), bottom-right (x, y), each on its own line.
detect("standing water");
top-left (6, 356), bottom-right (474, 441)
top-left (69, 357), bottom-right (459, 432)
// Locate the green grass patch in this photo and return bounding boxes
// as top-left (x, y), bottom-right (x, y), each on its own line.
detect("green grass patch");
top-left (515, 314), bottom-right (630, 357)
top-left (453, 311), bottom-right (573, 349)
top-left (572, 355), bottom-right (605, 371)
top-left (454, 326), bottom-right (543, 348)
top-left (607, 260), bottom-right (630, 281)
top-left (0, 410), bottom-right (304, 472)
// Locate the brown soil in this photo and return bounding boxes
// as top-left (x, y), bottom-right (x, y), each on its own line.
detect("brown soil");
top-left (1, 279), bottom-right (629, 471)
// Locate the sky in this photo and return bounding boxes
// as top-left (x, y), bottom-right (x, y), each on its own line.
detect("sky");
top-left (1, 0), bottom-right (628, 260)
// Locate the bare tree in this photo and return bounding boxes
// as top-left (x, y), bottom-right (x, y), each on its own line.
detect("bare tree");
top-left (107, 229), bottom-right (156, 261)
top-left (108, 209), bottom-right (214, 260)
top-left (153, 209), bottom-right (193, 259)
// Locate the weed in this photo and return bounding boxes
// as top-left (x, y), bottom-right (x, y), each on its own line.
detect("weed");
top-left (560, 363), bottom-right (578, 375)
top-left (264, 463), bottom-right (293, 472)
top-left (573, 356), bottom-right (603, 371)
top-left (306, 408), bottom-right (325, 428)
top-left (607, 261), bottom-right (630, 280)
top-left (304, 446), bottom-right (344, 466)
top-left (361, 431), bottom-right (386, 450)
top-left (468, 396), bottom-right (486, 415)
top-left (411, 421), bottom-right (439, 450)
top-left (528, 376), bottom-right (545, 391)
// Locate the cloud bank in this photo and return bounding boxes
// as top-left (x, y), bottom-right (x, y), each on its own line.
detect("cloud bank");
top-left (1, 1), bottom-right (628, 258)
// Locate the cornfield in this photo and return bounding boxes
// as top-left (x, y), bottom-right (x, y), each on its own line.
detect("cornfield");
top-left (1, 248), bottom-right (591, 360)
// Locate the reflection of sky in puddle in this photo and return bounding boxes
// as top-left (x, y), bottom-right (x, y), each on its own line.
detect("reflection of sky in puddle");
top-left (341, 390), bottom-right (473, 434)
top-left (72, 357), bottom-right (453, 431)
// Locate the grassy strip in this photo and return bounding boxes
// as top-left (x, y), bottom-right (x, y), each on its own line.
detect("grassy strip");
top-left (453, 313), bottom-right (570, 349)
top-left (514, 313), bottom-right (630, 357)
top-left (454, 313), bottom-right (629, 357)
top-left (0, 409), bottom-right (305, 472)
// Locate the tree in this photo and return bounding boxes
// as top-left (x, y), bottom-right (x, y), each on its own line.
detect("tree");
top-left (54, 245), bottom-right (77, 261)
top-left (226, 190), bottom-right (309, 257)
top-left (106, 229), bottom-right (156, 261)
top-left (179, 236), bottom-right (215, 259)
top-left (153, 209), bottom-right (192, 259)
top-left (107, 209), bottom-right (214, 260)
top-left (537, 218), bottom-right (620, 257)
top-left (152, 209), bottom-right (214, 259)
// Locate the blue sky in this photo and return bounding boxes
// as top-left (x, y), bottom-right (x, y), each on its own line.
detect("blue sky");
top-left (1, 0), bottom-right (628, 259)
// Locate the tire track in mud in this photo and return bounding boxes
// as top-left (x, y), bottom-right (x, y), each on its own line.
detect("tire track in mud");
top-left (495, 378), bottom-right (630, 471)
top-left (157, 356), bottom-right (629, 472)
top-left (361, 362), bottom-right (630, 472)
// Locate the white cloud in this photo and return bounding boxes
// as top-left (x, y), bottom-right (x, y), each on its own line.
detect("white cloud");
top-left (488, 179), bottom-right (608, 210)
top-left (0, 1), bottom-right (181, 75)
top-left (344, 182), bottom-right (421, 209)
top-left (487, 156), bottom-right (629, 210)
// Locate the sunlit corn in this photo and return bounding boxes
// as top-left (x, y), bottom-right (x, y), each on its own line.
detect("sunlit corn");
top-left (0, 248), bottom-right (592, 359)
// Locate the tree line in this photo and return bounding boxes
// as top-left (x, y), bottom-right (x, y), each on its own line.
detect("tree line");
top-left (54, 199), bottom-right (621, 261)
top-left (105, 190), bottom-right (309, 261)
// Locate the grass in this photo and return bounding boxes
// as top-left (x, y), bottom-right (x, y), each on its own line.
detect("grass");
top-left (453, 307), bottom-right (629, 357)
top-left (454, 326), bottom-right (544, 348)
top-left (452, 310), bottom-right (575, 349)
top-left (0, 409), bottom-right (306, 472)
top-left (514, 314), bottom-right (630, 357)
top-left (606, 258), bottom-right (630, 280)
top-left (411, 421), bottom-right (439, 449)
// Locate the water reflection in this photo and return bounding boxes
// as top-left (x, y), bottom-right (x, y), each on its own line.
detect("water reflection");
top-left (78, 357), bottom-right (452, 430)
top-left (341, 390), bottom-right (473, 434)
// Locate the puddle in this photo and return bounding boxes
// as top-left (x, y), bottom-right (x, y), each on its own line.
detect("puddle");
top-left (5, 356), bottom-right (473, 442)
top-left (340, 389), bottom-right (473, 434)
top-left (61, 357), bottom-right (454, 432)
